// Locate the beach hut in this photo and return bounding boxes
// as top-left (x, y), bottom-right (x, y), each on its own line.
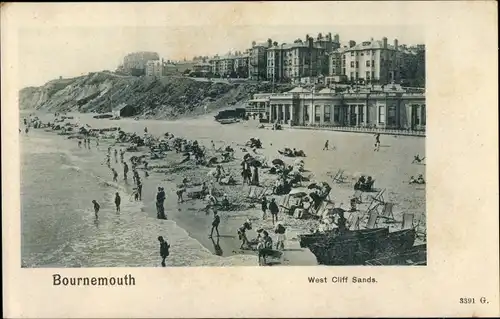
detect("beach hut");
top-left (115, 104), bottom-right (139, 118)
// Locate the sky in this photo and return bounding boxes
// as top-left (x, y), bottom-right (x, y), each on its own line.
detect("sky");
top-left (18, 25), bottom-right (423, 89)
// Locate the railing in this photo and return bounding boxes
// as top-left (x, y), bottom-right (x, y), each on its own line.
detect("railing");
top-left (290, 124), bottom-right (426, 137)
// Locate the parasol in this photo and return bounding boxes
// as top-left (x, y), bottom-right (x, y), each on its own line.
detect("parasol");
top-left (250, 159), bottom-right (262, 168)
top-left (307, 183), bottom-right (321, 190)
top-left (272, 159), bottom-right (285, 166)
top-left (289, 187), bottom-right (309, 197)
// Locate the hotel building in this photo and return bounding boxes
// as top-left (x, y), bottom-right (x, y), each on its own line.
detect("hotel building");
top-left (248, 86), bottom-right (425, 131)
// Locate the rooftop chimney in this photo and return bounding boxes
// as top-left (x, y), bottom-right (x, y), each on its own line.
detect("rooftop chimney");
top-left (382, 37), bottom-right (388, 49)
top-left (394, 39), bottom-right (399, 51)
top-left (349, 40), bottom-right (356, 48)
top-left (334, 34), bottom-right (340, 43)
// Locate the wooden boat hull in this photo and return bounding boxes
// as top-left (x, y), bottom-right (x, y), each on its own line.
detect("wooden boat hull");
top-left (364, 244), bottom-right (427, 266)
top-left (308, 229), bottom-right (417, 265)
top-left (298, 228), bottom-right (389, 249)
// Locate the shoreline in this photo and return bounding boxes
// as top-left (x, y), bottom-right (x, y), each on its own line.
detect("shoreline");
top-left (23, 110), bottom-right (426, 266)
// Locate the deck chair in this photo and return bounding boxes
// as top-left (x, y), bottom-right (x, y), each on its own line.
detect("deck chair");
top-left (412, 216), bottom-right (427, 240)
top-left (365, 210), bottom-right (379, 229)
top-left (278, 194), bottom-right (291, 214)
top-left (352, 190), bottom-right (363, 203)
top-left (332, 169), bottom-right (346, 183)
top-left (366, 188), bottom-right (386, 211)
top-left (379, 202), bottom-right (396, 223)
top-left (349, 215), bottom-right (361, 230)
top-left (401, 212), bottom-right (415, 229)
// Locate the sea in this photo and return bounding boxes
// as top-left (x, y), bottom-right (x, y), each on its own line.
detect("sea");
top-left (20, 116), bottom-right (257, 267)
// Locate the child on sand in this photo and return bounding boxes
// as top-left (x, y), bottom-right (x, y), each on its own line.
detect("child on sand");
top-left (158, 236), bottom-right (170, 267)
top-left (261, 196), bottom-right (268, 220)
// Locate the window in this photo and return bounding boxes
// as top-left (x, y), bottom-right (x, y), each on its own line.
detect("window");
top-left (314, 105), bottom-right (321, 123)
top-left (355, 72), bottom-right (358, 79)
top-left (350, 72), bottom-right (354, 79)
top-left (366, 71), bottom-right (370, 79)
top-left (421, 105), bottom-right (426, 125)
top-left (355, 61), bottom-right (359, 68)
top-left (324, 105), bottom-right (331, 122)
top-left (372, 71), bottom-right (375, 78)
top-left (387, 104), bottom-right (397, 126)
top-left (361, 53), bottom-right (364, 56)
top-left (366, 60), bottom-right (371, 67)
top-left (372, 60), bottom-right (375, 67)
top-left (334, 106), bottom-right (340, 122)
top-left (378, 105), bottom-right (386, 124)
top-left (358, 105), bottom-right (364, 124)
top-left (304, 105), bottom-right (310, 122)
top-left (350, 51), bottom-right (354, 56)
top-left (350, 61), bottom-right (355, 67)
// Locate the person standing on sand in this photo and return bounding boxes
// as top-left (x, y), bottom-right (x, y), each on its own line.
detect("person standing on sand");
top-left (237, 220), bottom-right (252, 249)
top-left (374, 133), bottom-right (381, 151)
top-left (123, 162), bottom-right (129, 180)
top-left (92, 200), bottom-right (100, 219)
top-left (269, 198), bottom-right (279, 225)
top-left (112, 168), bottom-right (118, 182)
top-left (120, 149), bottom-right (124, 163)
top-left (261, 196), bottom-right (268, 220)
top-left (96, 138), bottom-right (99, 147)
top-left (78, 140), bottom-right (82, 148)
top-left (114, 192), bottom-right (121, 212)
top-left (158, 236), bottom-right (170, 267)
top-left (137, 179), bottom-right (143, 200)
top-left (114, 149), bottom-right (118, 163)
top-left (274, 222), bottom-right (286, 250)
top-left (107, 146), bottom-right (111, 155)
top-left (323, 140), bottom-right (329, 151)
top-left (251, 165), bottom-right (260, 186)
top-left (209, 210), bottom-right (221, 238)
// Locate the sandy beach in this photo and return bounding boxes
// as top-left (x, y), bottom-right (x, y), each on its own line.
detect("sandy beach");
top-left (23, 111), bottom-right (426, 266)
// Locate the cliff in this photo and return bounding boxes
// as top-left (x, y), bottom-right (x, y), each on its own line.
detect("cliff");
top-left (19, 72), bottom-right (293, 119)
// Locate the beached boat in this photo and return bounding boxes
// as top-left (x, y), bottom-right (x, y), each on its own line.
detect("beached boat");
top-left (298, 228), bottom-right (389, 249)
top-left (217, 118), bottom-right (239, 125)
top-left (306, 228), bottom-right (416, 265)
top-left (364, 244), bottom-right (427, 266)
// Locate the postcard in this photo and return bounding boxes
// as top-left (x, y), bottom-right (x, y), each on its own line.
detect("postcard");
top-left (2, 2), bottom-right (498, 318)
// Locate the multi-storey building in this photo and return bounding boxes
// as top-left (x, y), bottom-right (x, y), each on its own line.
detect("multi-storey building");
top-left (259, 86), bottom-right (425, 131)
top-left (343, 37), bottom-right (403, 84)
top-left (145, 60), bottom-right (163, 77)
top-left (192, 62), bottom-right (212, 74)
top-left (233, 54), bottom-right (249, 78)
top-left (249, 42), bottom-right (268, 80)
top-left (266, 38), bottom-right (328, 83)
top-left (209, 54), bottom-right (249, 78)
top-left (123, 52), bottom-right (160, 76)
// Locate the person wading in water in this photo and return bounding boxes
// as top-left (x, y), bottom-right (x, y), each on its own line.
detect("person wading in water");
top-left (112, 168), bottom-right (118, 182)
top-left (92, 200), bottom-right (100, 219)
top-left (114, 192), bottom-right (121, 212)
top-left (123, 162), bottom-right (129, 180)
top-left (209, 210), bottom-right (221, 238)
top-left (156, 187), bottom-right (166, 219)
top-left (158, 236), bottom-right (170, 267)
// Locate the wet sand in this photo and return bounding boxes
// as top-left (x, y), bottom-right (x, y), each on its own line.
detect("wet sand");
top-left (31, 112), bottom-right (426, 265)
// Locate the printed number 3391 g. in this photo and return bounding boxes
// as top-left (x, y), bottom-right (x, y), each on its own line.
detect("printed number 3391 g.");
top-left (459, 298), bottom-right (475, 304)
